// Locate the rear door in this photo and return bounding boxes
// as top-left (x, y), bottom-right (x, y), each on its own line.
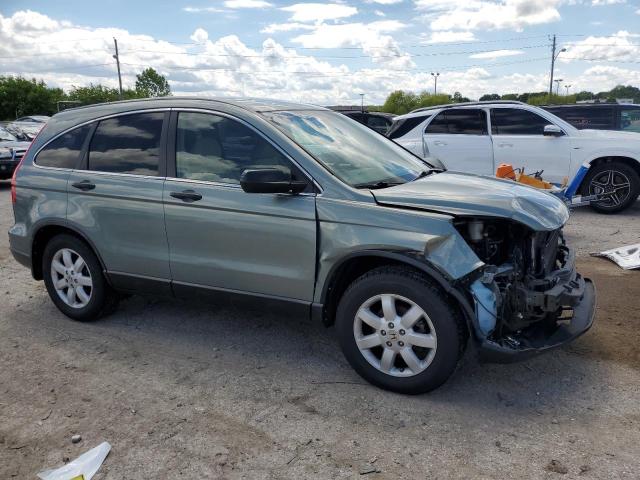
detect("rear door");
top-left (163, 110), bottom-right (317, 302)
top-left (490, 107), bottom-right (572, 184)
top-left (422, 108), bottom-right (494, 175)
top-left (67, 110), bottom-right (171, 293)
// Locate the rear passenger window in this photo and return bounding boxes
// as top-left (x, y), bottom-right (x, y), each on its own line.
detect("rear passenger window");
top-left (175, 112), bottom-right (291, 184)
top-left (88, 113), bottom-right (163, 176)
top-left (35, 124), bottom-right (91, 169)
top-left (425, 109), bottom-right (487, 135)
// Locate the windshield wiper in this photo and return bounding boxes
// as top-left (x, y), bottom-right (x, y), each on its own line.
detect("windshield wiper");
top-left (354, 180), bottom-right (403, 190)
top-left (411, 169), bottom-right (442, 182)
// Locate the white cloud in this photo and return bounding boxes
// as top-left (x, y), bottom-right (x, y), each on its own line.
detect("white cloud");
top-left (416, 0), bottom-right (562, 32)
top-left (366, 0), bottom-right (403, 4)
top-left (281, 3), bottom-right (358, 23)
top-left (562, 31), bottom-right (640, 62)
top-left (260, 22), bottom-right (316, 33)
top-left (374, 10), bottom-right (386, 16)
top-left (423, 30), bottom-right (476, 43)
top-left (290, 21), bottom-right (413, 68)
top-left (591, 0), bottom-right (625, 4)
top-left (469, 49), bottom-right (524, 59)
top-left (224, 0), bottom-right (273, 8)
top-left (190, 28), bottom-right (209, 43)
top-left (183, 6), bottom-right (227, 13)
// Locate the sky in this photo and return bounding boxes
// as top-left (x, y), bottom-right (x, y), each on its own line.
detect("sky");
top-left (1, 0), bottom-right (639, 105)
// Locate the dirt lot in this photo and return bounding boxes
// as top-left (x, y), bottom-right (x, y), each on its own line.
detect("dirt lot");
top-left (1, 182), bottom-right (639, 479)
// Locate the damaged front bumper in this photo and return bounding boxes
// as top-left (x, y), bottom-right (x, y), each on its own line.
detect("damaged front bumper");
top-left (472, 246), bottom-right (597, 363)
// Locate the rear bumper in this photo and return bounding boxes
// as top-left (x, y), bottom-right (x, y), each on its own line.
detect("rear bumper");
top-left (478, 279), bottom-right (596, 363)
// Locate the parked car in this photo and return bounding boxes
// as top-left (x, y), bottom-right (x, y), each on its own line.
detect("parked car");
top-left (542, 103), bottom-right (640, 133)
top-left (340, 111), bottom-right (396, 134)
top-left (7, 115), bottom-right (49, 141)
top-left (9, 98), bottom-right (595, 394)
top-left (0, 126), bottom-right (30, 180)
top-left (389, 101), bottom-right (640, 213)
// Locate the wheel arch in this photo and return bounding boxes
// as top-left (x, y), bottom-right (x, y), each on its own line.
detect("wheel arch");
top-left (31, 222), bottom-right (108, 281)
top-left (579, 155), bottom-right (640, 192)
top-left (317, 250), bottom-right (476, 335)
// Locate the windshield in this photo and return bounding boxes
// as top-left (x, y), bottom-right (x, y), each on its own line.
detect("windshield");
top-left (0, 127), bottom-right (17, 142)
top-left (263, 110), bottom-right (430, 188)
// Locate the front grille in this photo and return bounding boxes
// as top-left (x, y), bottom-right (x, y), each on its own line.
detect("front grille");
top-left (529, 229), bottom-right (561, 276)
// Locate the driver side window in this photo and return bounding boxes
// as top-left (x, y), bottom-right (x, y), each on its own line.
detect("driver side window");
top-left (491, 108), bottom-right (552, 135)
top-left (175, 112), bottom-right (292, 184)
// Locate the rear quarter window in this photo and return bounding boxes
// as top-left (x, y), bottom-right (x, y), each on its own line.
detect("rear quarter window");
top-left (387, 115), bottom-right (431, 139)
top-left (35, 124), bottom-right (91, 169)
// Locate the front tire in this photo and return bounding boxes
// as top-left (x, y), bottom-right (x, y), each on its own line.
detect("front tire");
top-left (583, 161), bottom-right (639, 214)
top-left (43, 234), bottom-right (118, 321)
top-left (336, 266), bottom-right (466, 394)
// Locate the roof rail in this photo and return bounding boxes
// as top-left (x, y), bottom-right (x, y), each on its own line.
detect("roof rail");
top-left (410, 100), bottom-right (525, 113)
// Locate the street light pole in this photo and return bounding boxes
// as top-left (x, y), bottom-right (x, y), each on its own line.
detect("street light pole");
top-left (113, 37), bottom-right (123, 100)
top-left (431, 72), bottom-right (439, 95)
top-left (548, 34), bottom-right (566, 103)
top-left (554, 79), bottom-right (563, 96)
top-left (359, 93), bottom-right (365, 113)
top-left (565, 84), bottom-right (572, 96)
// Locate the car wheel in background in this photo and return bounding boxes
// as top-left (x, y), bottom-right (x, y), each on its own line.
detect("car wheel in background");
top-left (336, 266), bottom-right (466, 394)
top-left (43, 234), bottom-right (118, 321)
top-left (584, 161), bottom-right (640, 214)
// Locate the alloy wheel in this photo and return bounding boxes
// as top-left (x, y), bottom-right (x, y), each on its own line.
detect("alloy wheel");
top-left (50, 248), bottom-right (93, 309)
top-left (589, 169), bottom-right (631, 208)
top-left (353, 294), bottom-right (437, 377)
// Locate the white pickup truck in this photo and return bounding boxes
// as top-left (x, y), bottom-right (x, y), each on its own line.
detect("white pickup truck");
top-left (389, 101), bottom-right (640, 213)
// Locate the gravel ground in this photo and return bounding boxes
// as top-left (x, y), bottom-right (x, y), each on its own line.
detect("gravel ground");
top-left (1, 182), bottom-right (639, 479)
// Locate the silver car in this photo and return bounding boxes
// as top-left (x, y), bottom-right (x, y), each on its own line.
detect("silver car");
top-left (9, 98), bottom-right (595, 393)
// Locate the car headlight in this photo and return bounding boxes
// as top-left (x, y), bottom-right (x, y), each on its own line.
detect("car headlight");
top-left (0, 148), bottom-right (13, 159)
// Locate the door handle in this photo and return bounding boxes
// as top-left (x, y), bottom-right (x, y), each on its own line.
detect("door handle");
top-left (71, 180), bottom-right (96, 191)
top-left (434, 141), bottom-right (447, 146)
top-left (498, 143), bottom-right (513, 148)
top-left (170, 189), bottom-right (203, 203)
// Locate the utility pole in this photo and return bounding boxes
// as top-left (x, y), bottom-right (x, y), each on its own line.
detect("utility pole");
top-left (548, 34), bottom-right (566, 103)
top-left (113, 37), bottom-right (123, 100)
top-left (359, 93), bottom-right (365, 113)
top-left (431, 72), bottom-right (439, 95)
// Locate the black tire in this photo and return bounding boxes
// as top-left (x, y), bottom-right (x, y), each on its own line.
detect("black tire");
top-left (336, 266), bottom-right (466, 394)
top-left (583, 161), bottom-right (640, 214)
top-left (42, 234), bottom-right (118, 321)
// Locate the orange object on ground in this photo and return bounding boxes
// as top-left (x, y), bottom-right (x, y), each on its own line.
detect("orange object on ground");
top-left (496, 163), bottom-right (517, 180)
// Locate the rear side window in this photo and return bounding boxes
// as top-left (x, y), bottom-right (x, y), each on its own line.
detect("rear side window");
top-left (367, 115), bottom-right (391, 129)
top-left (490, 108), bottom-right (550, 135)
top-left (546, 106), bottom-right (614, 130)
top-left (387, 115), bottom-right (431, 139)
top-left (88, 112), bottom-right (164, 176)
top-left (175, 112), bottom-right (291, 184)
top-left (35, 124), bottom-right (91, 169)
top-left (620, 107), bottom-right (640, 133)
top-left (425, 109), bottom-right (487, 135)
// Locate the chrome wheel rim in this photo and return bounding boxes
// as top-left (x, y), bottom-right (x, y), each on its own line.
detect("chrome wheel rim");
top-left (51, 248), bottom-right (93, 309)
top-left (353, 294), bottom-right (437, 378)
top-left (589, 169), bottom-right (631, 208)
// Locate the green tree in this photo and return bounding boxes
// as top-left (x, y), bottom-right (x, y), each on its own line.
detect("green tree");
top-left (381, 90), bottom-right (419, 115)
top-left (66, 84), bottom-right (141, 106)
top-left (135, 68), bottom-right (171, 98)
top-left (452, 91), bottom-right (470, 103)
top-left (0, 76), bottom-right (64, 120)
top-left (479, 93), bottom-right (500, 101)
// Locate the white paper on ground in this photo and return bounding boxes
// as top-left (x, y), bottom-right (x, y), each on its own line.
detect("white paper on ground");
top-left (37, 441), bottom-right (111, 480)
top-left (592, 243), bottom-right (640, 270)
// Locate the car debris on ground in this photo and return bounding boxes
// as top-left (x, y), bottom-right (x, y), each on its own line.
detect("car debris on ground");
top-left (37, 441), bottom-right (110, 480)
top-left (591, 243), bottom-right (640, 269)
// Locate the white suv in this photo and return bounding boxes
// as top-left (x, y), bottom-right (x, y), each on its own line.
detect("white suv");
top-left (389, 101), bottom-right (640, 213)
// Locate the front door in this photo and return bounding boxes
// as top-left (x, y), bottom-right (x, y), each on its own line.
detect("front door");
top-left (422, 108), bottom-right (494, 175)
top-left (163, 111), bottom-right (317, 302)
top-left (490, 107), bottom-right (572, 185)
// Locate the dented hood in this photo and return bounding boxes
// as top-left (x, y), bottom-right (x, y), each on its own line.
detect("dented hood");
top-left (372, 171), bottom-right (569, 231)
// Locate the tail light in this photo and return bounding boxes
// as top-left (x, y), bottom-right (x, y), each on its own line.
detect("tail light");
top-left (11, 133), bottom-right (38, 204)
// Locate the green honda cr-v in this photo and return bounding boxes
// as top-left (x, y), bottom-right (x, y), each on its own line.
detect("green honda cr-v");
top-left (9, 98), bottom-right (596, 394)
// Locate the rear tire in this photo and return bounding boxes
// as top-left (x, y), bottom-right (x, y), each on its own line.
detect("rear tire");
top-left (583, 161), bottom-right (639, 214)
top-left (43, 234), bottom-right (118, 321)
top-left (336, 266), bottom-right (466, 394)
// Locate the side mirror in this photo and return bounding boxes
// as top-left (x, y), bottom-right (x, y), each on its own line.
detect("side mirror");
top-left (240, 168), bottom-right (308, 194)
top-left (543, 124), bottom-right (564, 137)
